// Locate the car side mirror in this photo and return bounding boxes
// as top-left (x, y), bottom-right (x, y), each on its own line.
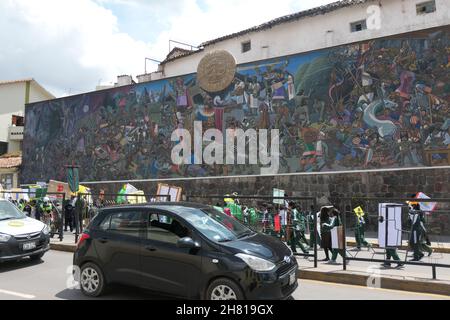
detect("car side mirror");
top-left (177, 237), bottom-right (200, 249)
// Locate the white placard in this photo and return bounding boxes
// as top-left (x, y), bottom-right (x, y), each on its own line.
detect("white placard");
top-left (331, 227), bottom-right (339, 249)
top-left (273, 188), bottom-right (285, 205)
top-left (169, 187), bottom-right (179, 203)
top-left (378, 203), bottom-right (403, 248)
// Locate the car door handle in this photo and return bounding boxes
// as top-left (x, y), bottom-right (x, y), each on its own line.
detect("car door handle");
top-left (145, 246), bottom-right (157, 252)
top-left (99, 238), bottom-right (109, 244)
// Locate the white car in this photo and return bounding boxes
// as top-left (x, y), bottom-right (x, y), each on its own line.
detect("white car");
top-left (0, 199), bottom-right (51, 263)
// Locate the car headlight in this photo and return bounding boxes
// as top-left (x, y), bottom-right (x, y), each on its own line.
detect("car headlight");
top-left (0, 233), bottom-right (11, 242)
top-left (42, 225), bottom-right (51, 235)
top-left (235, 253), bottom-right (276, 272)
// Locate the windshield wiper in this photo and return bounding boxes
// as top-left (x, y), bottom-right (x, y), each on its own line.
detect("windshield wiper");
top-left (218, 238), bottom-right (234, 243)
top-left (237, 231), bottom-right (255, 239)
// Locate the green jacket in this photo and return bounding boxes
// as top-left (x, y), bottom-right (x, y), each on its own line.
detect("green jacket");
top-left (40, 203), bottom-right (52, 213)
top-left (225, 203), bottom-right (243, 221)
top-left (322, 216), bottom-right (341, 232)
top-left (293, 209), bottom-right (307, 232)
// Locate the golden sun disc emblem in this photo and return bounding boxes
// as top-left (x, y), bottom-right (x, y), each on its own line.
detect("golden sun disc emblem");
top-left (197, 50), bottom-right (236, 93)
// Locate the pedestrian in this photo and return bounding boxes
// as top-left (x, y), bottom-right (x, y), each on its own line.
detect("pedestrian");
top-left (34, 200), bottom-right (42, 221)
top-left (419, 210), bottom-right (433, 257)
top-left (324, 208), bottom-right (348, 264)
top-left (408, 203), bottom-right (425, 261)
top-left (64, 199), bottom-right (74, 232)
top-left (320, 206), bottom-right (332, 262)
top-left (289, 202), bottom-right (310, 255)
top-left (354, 208), bottom-right (372, 250)
top-left (40, 197), bottom-right (53, 226)
top-left (23, 201), bottom-right (32, 217)
top-left (308, 205), bottom-right (321, 248)
top-left (75, 196), bottom-right (85, 234)
top-left (262, 204), bottom-right (270, 233)
top-left (383, 248), bottom-right (404, 268)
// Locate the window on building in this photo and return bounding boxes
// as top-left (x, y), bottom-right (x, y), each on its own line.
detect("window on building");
top-left (0, 174), bottom-right (13, 190)
top-left (350, 20), bottom-right (367, 33)
top-left (416, 1), bottom-right (436, 15)
top-left (0, 143), bottom-right (7, 156)
top-left (241, 41), bottom-right (251, 53)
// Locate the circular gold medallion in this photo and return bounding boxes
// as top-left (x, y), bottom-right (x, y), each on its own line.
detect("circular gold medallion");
top-left (197, 50), bottom-right (236, 93)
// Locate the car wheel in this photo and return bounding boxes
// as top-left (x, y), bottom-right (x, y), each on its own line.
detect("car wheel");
top-left (29, 253), bottom-right (45, 261)
top-left (80, 262), bottom-right (107, 297)
top-left (206, 278), bottom-right (244, 301)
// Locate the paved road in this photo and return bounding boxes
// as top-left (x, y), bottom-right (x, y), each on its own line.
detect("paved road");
top-left (0, 251), bottom-right (448, 300)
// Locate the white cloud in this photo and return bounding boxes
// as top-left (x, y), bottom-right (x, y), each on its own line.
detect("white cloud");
top-left (0, 0), bottom-right (335, 97)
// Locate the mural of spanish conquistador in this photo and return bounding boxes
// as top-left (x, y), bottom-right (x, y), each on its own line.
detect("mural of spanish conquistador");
top-left (22, 27), bottom-right (450, 184)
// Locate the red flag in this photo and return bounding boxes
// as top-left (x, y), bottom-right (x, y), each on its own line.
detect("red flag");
top-left (274, 214), bottom-right (281, 233)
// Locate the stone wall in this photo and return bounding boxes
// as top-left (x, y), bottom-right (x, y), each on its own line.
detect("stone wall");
top-left (90, 168), bottom-right (450, 201)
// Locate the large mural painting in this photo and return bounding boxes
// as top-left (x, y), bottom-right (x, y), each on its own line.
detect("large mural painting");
top-left (22, 27), bottom-right (450, 184)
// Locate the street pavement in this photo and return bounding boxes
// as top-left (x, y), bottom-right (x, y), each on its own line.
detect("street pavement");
top-left (0, 251), bottom-right (448, 300)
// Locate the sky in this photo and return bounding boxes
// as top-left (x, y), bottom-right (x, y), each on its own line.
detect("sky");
top-left (0, 0), bottom-right (336, 97)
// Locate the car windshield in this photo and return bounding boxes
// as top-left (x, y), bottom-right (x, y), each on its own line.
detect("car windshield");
top-left (0, 201), bottom-right (26, 221)
top-left (181, 207), bottom-right (254, 243)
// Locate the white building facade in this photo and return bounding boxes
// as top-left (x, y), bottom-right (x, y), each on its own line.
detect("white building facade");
top-left (0, 79), bottom-right (54, 189)
top-left (157, 0), bottom-right (449, 78)
top-left (0, 79), bottom-right (54, 154)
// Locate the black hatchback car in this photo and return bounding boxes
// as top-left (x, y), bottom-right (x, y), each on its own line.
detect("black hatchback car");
top-left (73, 203), bottom-right (298, 300)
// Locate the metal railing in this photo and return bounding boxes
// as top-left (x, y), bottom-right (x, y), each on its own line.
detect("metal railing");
top-left (333, 197), bottom-right (450, 280)
top-left (186, 194), bottom-right (319, 268)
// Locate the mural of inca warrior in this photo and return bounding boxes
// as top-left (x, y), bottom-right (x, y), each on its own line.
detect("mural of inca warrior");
top-left (22, 27), bottom-right (450, 183)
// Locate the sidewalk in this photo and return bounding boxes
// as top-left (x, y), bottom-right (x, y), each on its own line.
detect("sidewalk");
top-left (50, 232), bottom-right (77, 253)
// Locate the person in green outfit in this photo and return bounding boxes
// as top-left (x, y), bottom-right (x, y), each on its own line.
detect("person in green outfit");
top-left (18, 199), bottom-right (26, 212)
top-left (419, 210), bottom-right (433, 257)
top-left (325, 208), bottom-right (348, 264)
top-left (383, 248), bottom-right (404, 268)
top-left (354, 207), bottom-right (372, 250)
top-left (320, 206), bottom-right (332, 262)
top-left (409, 203), bottom-right (425, 261)
top-left (289, 202), bottom-right (310, 255)
top-left (40, 197), bottom-right (53, 216)
top-left (308, 205), bottom-right (321, 248)
top-left (225, 201), bottom-right (243, 221)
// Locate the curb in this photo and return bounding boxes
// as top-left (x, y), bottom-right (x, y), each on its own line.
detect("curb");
top-left (299, 269), bottom-right (450, 296)
top-left (50, 243), bottom-right (77, 253)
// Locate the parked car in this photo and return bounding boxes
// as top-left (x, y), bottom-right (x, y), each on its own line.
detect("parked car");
top-left (74, 202), bottom-right (298, 300)
top-left (0, 199), bottom-right (51, 263)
